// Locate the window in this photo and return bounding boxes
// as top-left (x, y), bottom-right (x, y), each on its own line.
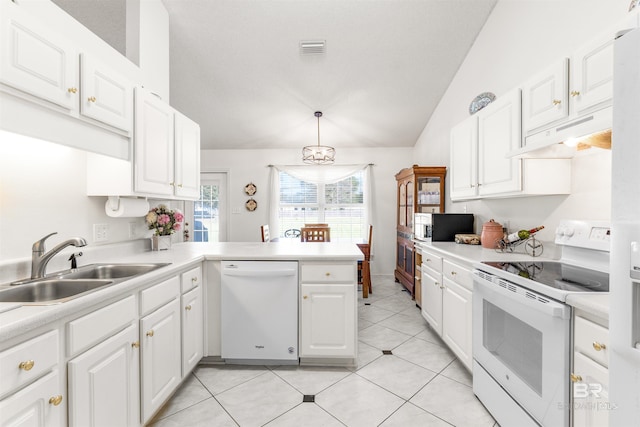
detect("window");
top-left (278, 170), bottom-right (365, 241)
top-left (190, 172), bottom-right (227, 242)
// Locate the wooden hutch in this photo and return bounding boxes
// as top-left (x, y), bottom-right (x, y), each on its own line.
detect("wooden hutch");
top-left (395, 165), bottom-right (446, 299)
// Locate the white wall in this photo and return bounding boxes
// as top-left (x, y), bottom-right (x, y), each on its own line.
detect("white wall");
top-left (201, 147), bottom-right (413, 275)
top-left (414, 0), bottom-right (632, 242)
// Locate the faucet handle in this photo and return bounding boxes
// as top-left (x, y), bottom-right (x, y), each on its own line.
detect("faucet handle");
top-left (32, 232), bottom-right (58, 253)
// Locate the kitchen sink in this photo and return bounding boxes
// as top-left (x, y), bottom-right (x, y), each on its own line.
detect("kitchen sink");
top-left (0, 279), bottom-right (113, 304)
top-left (1, 262), bottom-right (170, 305)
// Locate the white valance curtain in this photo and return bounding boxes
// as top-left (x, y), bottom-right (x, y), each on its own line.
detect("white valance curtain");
top-left (268, 164), bottom-right (374, 238)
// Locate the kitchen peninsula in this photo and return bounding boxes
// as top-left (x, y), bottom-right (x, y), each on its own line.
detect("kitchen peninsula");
top-left (0, 241), bottom-right (362, 426)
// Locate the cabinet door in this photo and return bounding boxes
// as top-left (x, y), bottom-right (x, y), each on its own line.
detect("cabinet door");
top-left (405, 181), bottom-right (414, 229)
top-left (572, 352), bottom-right (609, 427)
top-left (478, 89), bottom-right (522, 196)
top-left (0, 1), bottom-right (77, 110)
top-left (300, 284), bottom-right (355, 357)
top-left (67, 324), bottom-right (140, 427)
top-left (140, 298), bottom-right (181, 424)
top-left (421, 269), bottom-right (443, 336)
top-left (174, 112), bottom-right (201, 199)
top-left (134, 87), bottom-right (175, 196)
top-left (521, 59), bottom-right (569, 133)
top-left (442, 277), bottom-right (473, 371)
top-left (181, 285), bottom-right (203, 377)
top-left (450, 116), bottom-right (478, 200)
top-left (80, 54), bottom-right (133, 133)
top-left (570, 29), bottom-right (614, 116)
top-left (398, 181), bottom-right (406, 227)
top-left (0, 370), bottom-right (64, 427)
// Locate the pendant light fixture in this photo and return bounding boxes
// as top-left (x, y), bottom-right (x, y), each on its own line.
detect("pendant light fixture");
top-left (302, 111), bottom-right (335, 165)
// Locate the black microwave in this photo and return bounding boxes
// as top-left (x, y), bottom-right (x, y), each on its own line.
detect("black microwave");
top-left (414, 213), bottom-right (474, 242)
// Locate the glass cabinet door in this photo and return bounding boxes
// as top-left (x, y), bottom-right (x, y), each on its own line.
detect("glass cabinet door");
top-left (398, 182), bottom-right (406, 227)
top-left (406, 181), bottom-right (414, 229)
top-left (417, 176), bottom-right (442, 213)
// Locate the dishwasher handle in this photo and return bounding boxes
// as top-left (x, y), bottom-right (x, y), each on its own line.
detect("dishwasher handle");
top-left (222, 268), bottom-right (297, 278)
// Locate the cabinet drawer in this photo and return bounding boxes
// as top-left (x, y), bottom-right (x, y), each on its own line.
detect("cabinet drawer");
top-left (422, 264), bottom-right (441, 281)
top-left (422, 251), bottom-right (443, 273)
top-left (66, 295), bottom-right (136, 357)
top-left (181, 265), bottom-right (202, 294)
top-left (140, 276), bottom-right (180, 316)
top-left (0, 330), bottom-right (58, 397)
top-left (443, 259), bottom-right (472, 290)
top-left (300, 263), bottom-right (355, 283)
top-left (574, 315), bottom-right (609, 367)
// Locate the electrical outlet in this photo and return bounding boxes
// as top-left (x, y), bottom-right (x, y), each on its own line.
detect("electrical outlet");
top-left (128, 222), bottom-right (136, 239)
top-left (93, 223), bottom-right (109, 242)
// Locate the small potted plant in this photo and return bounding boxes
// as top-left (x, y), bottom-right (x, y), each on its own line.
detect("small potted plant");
top-left (145, 204), bottom-right (184, 251)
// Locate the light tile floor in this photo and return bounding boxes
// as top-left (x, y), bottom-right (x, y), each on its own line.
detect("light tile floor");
top-left (149, 276), bottom-right (497, 427)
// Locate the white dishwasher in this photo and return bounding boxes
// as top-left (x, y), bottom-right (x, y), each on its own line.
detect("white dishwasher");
top-left (221, 261), bottom-right (298, 363)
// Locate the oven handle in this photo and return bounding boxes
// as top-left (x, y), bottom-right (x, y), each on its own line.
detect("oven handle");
top-left (474, 274), bottom-right (570, 319)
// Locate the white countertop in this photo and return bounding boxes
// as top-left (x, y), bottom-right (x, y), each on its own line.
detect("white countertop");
top-left (0, 241), bottom-right (363, 342)
top-left (415, 240), bottom-right (610, 320)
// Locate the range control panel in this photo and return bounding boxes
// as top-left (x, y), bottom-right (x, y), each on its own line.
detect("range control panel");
top-left (555, 220), bottom-right (611, 251)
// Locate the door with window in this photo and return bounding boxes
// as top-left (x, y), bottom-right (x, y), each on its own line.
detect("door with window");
top-left (186, 172), bottom-right (227, 242)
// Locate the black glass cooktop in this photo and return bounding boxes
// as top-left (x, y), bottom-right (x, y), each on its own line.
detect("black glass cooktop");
top-left (481, 261), bottom-right (609, 293)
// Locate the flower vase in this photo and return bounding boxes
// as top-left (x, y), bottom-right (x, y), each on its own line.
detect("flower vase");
top-left (151, 235), bottom-right (172, 251)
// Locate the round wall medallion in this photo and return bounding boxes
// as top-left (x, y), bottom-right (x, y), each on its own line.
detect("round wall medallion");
top-left (244, 183), bottom-right (257, 195)
top-left (245, 198), bottom-right (257, 211)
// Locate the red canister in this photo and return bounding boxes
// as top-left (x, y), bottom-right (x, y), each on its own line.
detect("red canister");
top-left (481, 219), bottom-right (504, 249)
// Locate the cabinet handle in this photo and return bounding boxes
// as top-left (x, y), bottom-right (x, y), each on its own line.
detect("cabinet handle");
top-left (570, 373), bottom-right (583, 383)
top-left (570, 90), bottom-right (581, 97)
top-left (592, 341), bottom-right (606, 351)
top-left (192, 276), bottom-right (198, 283)
top-left (131, 341), bottom-right (140, 348)
top-left (18, 360), bottom-right (35, 371)
top-left (552, 99), bottom-right (562, 105)
top-left (146, 330), bottom-right (154, 337)
top-left (67, 87), bottom-right (77, 94)
top-left (451, 271), bottom-right (457, 275)
top-left (49, 395), bottom-right (63, 406)
top-left (185, 305), bottom-right (192, 311)
top-left (88, 96), bottom-right (96, 103)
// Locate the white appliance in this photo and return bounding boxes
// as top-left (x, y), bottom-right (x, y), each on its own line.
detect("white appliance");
top-left (221, 261), bottom-right (298, 363)
top-left (473, 220), bottom-right (610, 427)
top-left (610, 27), bottom-right (640, 426)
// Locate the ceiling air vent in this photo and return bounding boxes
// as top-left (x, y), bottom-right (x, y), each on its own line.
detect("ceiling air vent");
top-left (300, 40), bottom-right (326, 55)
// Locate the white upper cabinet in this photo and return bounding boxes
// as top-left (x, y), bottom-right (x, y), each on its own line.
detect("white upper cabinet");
top-left (477, 89), bottom-right (522, 196)
top-left (450, 116), bottom-right (478, 200)
top-left (0, 0), bottom-right (77, 111)
top-left (522, 59), bottom-right (569, 133)
top-left (174, 112), bottom-right (201, 199)
top-left (80, 54), bottom-right (133, 134)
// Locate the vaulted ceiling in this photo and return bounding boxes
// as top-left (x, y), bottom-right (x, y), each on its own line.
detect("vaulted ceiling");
top-left (163, 0), bottom-right (497, 150)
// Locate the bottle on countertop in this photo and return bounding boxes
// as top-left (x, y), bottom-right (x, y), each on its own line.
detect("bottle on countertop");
top-left (502, 226), bottom-right (545, 244)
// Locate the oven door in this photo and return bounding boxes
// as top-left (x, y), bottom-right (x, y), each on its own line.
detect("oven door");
top-left (473, 272), bottom-right (571, 427)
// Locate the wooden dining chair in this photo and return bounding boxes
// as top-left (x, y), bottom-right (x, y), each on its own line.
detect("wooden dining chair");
top-left (357, 225), bottom-right (373, 297)
top-left (260, 224), bottom-right (270, 242)
top-left (300, 226), bottom-right (330, 242)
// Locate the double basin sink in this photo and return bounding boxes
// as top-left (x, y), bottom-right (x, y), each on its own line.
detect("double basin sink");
top-left (0, 263), bottom-right (170, 305)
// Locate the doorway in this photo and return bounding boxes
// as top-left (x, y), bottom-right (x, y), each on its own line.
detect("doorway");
top-left (186, 172), bottom-right (227, 242)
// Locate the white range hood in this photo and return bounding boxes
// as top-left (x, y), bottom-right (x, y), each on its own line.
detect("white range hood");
top-left (507, 106), bottom-right (612, 158)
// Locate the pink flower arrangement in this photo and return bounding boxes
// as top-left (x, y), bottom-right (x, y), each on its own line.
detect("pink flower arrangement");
top-left (146, 205), bottom-right (184, 236)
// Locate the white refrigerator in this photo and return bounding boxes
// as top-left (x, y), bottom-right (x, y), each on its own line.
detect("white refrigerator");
top-left (611, 26), bottom-right (640, 426)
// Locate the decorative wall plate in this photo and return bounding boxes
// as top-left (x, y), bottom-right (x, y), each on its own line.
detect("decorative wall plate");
top-left (245, 198), bottom-right (257, 211)
top-left (469, 92), bottom-right (496, 115)
top-left (244, 183), bottom-right (257, 195)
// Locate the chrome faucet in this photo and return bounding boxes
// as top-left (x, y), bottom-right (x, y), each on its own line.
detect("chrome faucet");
top-left (31, 232), bottom-right (88, 279)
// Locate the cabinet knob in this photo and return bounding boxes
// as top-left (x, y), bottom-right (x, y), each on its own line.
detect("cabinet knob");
top-left (67, 87), bottom-right (77, 94)
top-left (434, 281), bottom-right (439, 286)
top-left (169, 182), bottom-right (175, 187)
top-left (49, 395), bottom-right (63, 406)
top-left (426, 258), bottom-right (431, 262)
top-left (192, 276), bottom-right (198, 283)
top-left (325, 272), bottom-right (331, 276)
top-left (440, 285), bottom-right (445, 289)
top-left (146, 330), bottom-right (154, 337)
top-left (552, 99), bottom-right (562, 105)
top-left (88, 96), bottom-right (96, 103)
top-left (570, 373), bottom-right (583, 383)
top-left (177, 184), bottom-right (183, 188)
top-left (131, 341), bottom-right (140, 348)
top-left (570, 90), bottom-right (581, 97)
top-left (303, 295), bottom-right (308, 299)
top-left (451, 271), bottom-right (457, 275)
top-left (185, 305), bottom-right (192, 311)
top-left (18, 360), bottom-right (35, 371)
top-left (592, 341), bottom-right (606, 351)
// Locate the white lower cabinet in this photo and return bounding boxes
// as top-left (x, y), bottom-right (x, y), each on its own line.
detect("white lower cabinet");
top-left (299, 262), bottom-right (357, 360)
top-left (140, 294), bottom-right (181, 424)
top-left (420, 247), bottom-right (473, 371)
top-left (181, 265), bottom-right (204, 376)
top-left (67, 324), bottom-right (140, 427)
top-left (0, 370), bottom-right (64, 427)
